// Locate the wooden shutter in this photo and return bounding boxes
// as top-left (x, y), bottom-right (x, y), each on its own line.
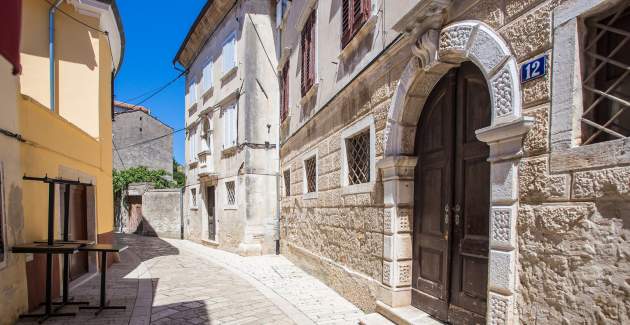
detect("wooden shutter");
top-left (281, 64), bottom-right (289, 121)
top-left (301, 11), bottom-right (316, 96)
top-left (341, 0), bottom-right (370, 48)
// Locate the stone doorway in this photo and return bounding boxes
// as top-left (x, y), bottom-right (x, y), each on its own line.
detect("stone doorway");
top-left (378, 21), bottom-right (533, 323)
top-left (412, 62), bottom-right (490, 324)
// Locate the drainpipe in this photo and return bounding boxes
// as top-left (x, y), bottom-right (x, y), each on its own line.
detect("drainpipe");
top-left (49, 0), bottom-right (63, 112)
top-left (180, 187), bottom-right (184, 239)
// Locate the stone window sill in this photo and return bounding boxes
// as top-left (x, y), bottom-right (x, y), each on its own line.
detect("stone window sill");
top-left (303, 192), bottom-right (318, 200)
top-left (224, 205), bottom-right (237, 210)
top-left (299, 82), bottom-right (319, 106)
top-left (549, 138), bottom-right (630, 173)
top-left (338, 15), bottom-right (378, 60)
top-left (221, 66), bottom-right (238, 82)
top-left (190, 206), bottom-right (198, 211)
top-left (188, 160), bottom-right (198, 167)
top-left (202, 86), bottom-right (214, 101)
top-left (341, 182), bottom-right (374, 195)
top-left (187, 102), bottom-right (198, 112)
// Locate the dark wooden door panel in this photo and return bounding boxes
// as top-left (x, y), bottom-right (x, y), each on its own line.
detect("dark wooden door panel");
top-left (207, 186), bottom-right (215, 240)
top-left (412, 70), bottom-right (455, 317)
top-left (414, 62), bottom-right (490, 324)
top-left (69, 185), bottom-right (88, 280)
top-left (450, 62), bottom-right (491, 322)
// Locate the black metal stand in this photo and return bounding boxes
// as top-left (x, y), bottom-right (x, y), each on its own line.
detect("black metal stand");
top-left (79, 250), bottom-right (126, 315)
top-left (18, 182), bottom-right (77, 323)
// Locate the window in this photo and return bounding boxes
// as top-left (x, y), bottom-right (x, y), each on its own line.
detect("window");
top-left (283, 169), bottom-right (291, 197)
top-left (222, 103), bottom-right (237, 149)
top-left (281, 64), bottom-right (289, 122)
top-left (341, 0), bottom-right (371, 48)
top-left (346, 131), bottom-right (370, 184)
top-left (222, 33), bottom-right (237, 74)
top-left (580, 5), bottom-right (630, 145)
top-left (190, 188), bottom-right (197, 209)
top-left (276, 0), bottom-right (289, 27)
top-left (188, 80), bottom-right (197, 107)
top-left (301, 11), bottom-right (316, 96)
top-left (304, 156), bottom-right (317, 193)
top-left (226, 181), bottom-right (236, 206)
top-left (0, 165), bottom-right (5, 268)
top-left (189, 126), bottom-right (198, 161)
top-left (202, 61), bottom-right (213, 92)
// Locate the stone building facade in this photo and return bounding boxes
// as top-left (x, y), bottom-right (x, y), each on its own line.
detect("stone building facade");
top-left (112, 101), bottom-right (173, 175)
top-left (277, 0), bottom-right (629, 324)
top-left (174, 0), bottom-right (279, 256)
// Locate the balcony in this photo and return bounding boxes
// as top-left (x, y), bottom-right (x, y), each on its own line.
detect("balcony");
top-left (197, 150), bottom-right (217, 180)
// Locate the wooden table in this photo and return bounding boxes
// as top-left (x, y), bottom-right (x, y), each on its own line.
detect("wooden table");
top-left (78, 244), bottom-right (128, 315)
top-left (11, 243), bottom-right (82, 322)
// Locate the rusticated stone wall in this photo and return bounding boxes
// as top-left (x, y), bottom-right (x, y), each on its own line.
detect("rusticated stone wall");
top-left (280, 42), bottom-right (410, 312)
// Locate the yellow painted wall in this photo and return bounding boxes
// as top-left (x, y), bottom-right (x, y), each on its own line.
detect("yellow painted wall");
top-left (18, 0), bottom-right (115, 239)
top-left (20, 0), bottom-right (104, 138)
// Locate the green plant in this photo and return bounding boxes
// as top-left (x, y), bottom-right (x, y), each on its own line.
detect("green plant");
top-left (112, 166), bottom-right (175, 195)
top-left (172, 159), bottom-right (186, 188)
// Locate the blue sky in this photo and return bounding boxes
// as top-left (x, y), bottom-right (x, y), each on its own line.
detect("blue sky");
top-left (114, 1), bottom-right (206, 164)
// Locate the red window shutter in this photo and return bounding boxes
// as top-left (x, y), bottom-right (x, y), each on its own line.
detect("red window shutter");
top-left (341, 0), bottom-right (370, 48)
top-left (0, 0), bottom-right (22, 74)
top-left (281, 64), bottom-right (289, 121)
top-left (301, 12), bottom-right (316, 96)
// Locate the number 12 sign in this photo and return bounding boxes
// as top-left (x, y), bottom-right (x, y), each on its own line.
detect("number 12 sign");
top-left (521, 55), bottom-right (546, 83)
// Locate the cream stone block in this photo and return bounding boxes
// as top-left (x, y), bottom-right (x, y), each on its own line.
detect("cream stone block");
top-left (490, 205), bottom-right (517, 250)
top-left (384, 208), bottom-right (395, 235)
top-left (487, 291), bottom-right (514, 325)
top-left (382, 180), bottom-right (415, 207)
top-left (383, 260), bottom-right (393, 286)
top-left (396, 208), bottom-right (412, 233)
top-left (438, 22), bottom-right (475, 56)
top-left (491, 160), bottom-right (518, 204)
top-left (396, 234), bottom-right (412, 260)
top-left (383, 235), bottom-right (394, 261)
top-left (396, 260), bottom-right (412, 286)
top-left (489, 250), bottom-right (515, 294)
top-left (468, 25), bottom-right (510, 76)
top-left (490, 59), bottom-right (521, 125)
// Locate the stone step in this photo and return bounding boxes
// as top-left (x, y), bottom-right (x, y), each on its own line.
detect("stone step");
top-left (375, 301), bottom-right (444, 325)
top-left (358, 313), bottom-right (396, 325)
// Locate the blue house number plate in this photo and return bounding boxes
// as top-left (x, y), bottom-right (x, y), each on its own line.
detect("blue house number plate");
top-left (521, 56), bottom-right (546, 83)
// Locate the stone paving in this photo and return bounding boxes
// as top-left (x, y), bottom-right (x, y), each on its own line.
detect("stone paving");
top-left (17, 234), bottom-right (364, 325)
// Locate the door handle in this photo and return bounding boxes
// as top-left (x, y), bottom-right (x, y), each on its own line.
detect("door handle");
top-left (453, 204), bottom-right (461, 226)
top-left (444, 204), bottom-right (450, 225)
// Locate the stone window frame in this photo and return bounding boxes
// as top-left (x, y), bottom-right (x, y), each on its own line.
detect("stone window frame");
top-left (302, 149), bottom-right (319, 200)
top-left (550, 0), bottom-right (630, 173)
top-left (190, 187), bottom-right (198, 210)
top-left (0, 162), bottom-right (6, 270)
top-left (225, 180), bottom-right (236, 208)
top-left (340, 114), bottom-right (376, 195)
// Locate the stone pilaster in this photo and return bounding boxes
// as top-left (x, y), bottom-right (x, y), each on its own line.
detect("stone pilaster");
top-left (376, 155), bottom-right (417, 307)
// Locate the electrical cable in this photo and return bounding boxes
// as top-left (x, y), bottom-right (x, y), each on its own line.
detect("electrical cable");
top-left (115, 127), bottom-right (186, 151)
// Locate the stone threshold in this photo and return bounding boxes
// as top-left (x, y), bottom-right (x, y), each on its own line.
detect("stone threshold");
top-left (375, 301), bottom-right (444, 325)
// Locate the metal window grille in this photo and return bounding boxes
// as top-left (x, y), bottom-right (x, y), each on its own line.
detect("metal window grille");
top-left (581, 6), bottom-right (630, 145)
top-left (305, 156), bottom-right (317, 193)
top-left (346, 131), bottom-right (370, 185)
top-left (284, 170), bottom-right (291, 197)
top-left (191, 188), bottom-right (197, 207)
top-left (226, 181), bottom-right (235, 205)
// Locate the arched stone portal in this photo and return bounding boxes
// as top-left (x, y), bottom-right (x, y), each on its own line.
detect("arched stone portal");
top-left (377, 21), bottom-right (533, 323)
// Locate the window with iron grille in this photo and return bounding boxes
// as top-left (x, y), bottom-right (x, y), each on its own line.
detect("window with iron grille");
top-left (304, 156), bottom-right (317, 193)
top-left (341, 0), bottom-right (371, 48)
top-left (346, 131), bottom-right (370, 185)
top-left (190, 188), bottom-right (197, 209)
top-left (283, 169), bottom-right (291, 197)
top-left (581, 5), bottom-right (630, 145)
top-left (281, 64), bottom-right (289, 122)
top-left (226, 181), bottom-right (236, 206)
top-left (301, 11), bottom-right (316, 96)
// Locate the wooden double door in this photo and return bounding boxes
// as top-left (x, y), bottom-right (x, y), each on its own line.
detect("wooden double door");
top-left (68, 185), bottom-right (89, 280)
top-left (207, 186), bottom-right (216, 241)
top-left (412, 62), bottom-right (490, 324)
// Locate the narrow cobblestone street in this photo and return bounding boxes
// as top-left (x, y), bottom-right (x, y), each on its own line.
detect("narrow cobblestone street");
top-left (18, 234), bottom-right (364, 325)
